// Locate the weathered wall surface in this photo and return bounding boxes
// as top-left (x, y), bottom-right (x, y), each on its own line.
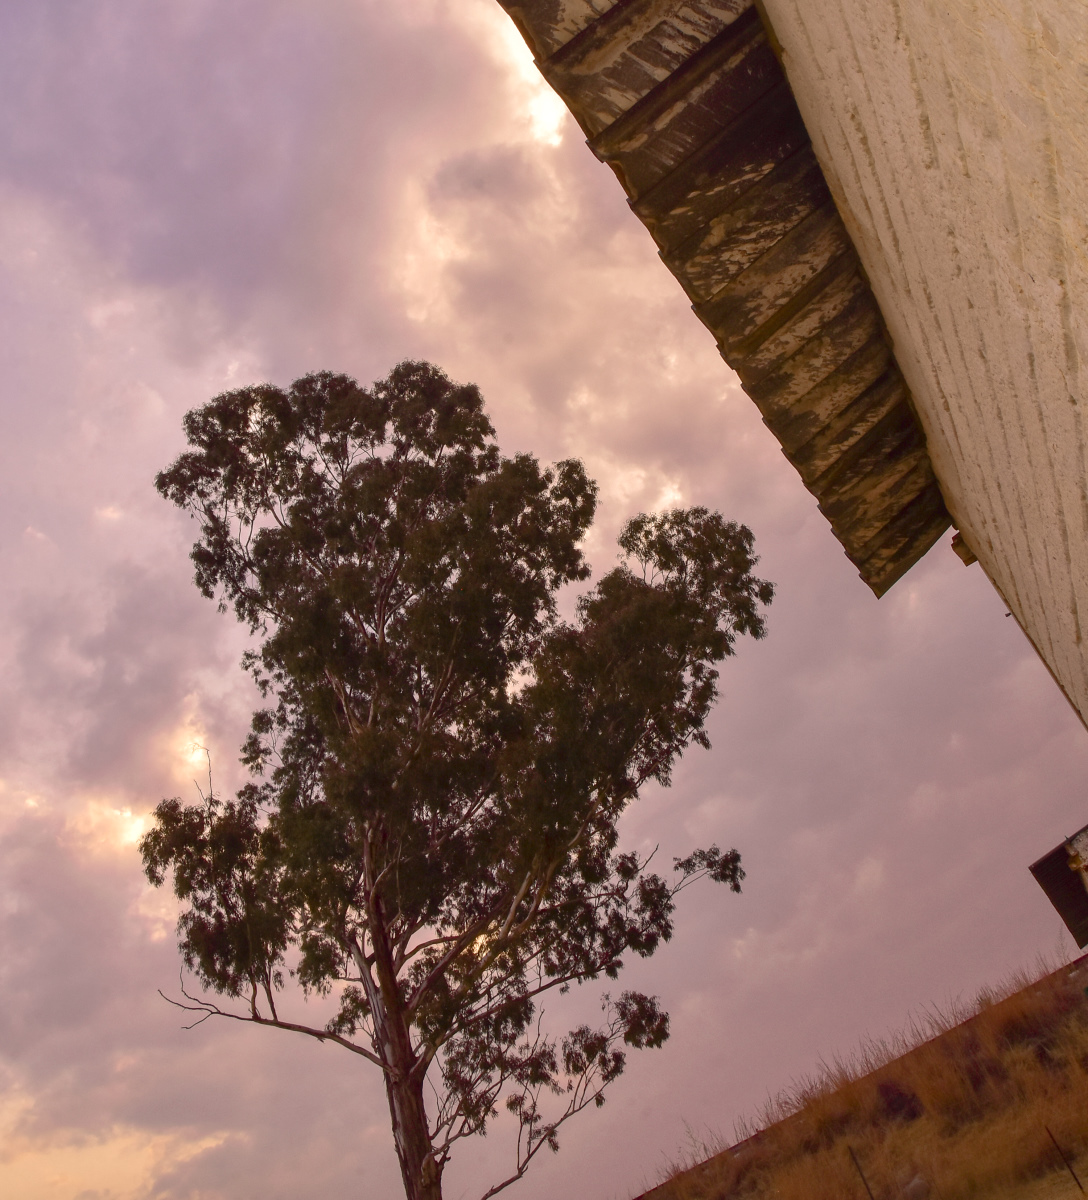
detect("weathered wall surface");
top-left (760, 0), bottom-right (1088, 723)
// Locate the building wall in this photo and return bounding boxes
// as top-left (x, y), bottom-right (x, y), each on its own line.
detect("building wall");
top-left (760, 0), bottom-right (1088, 724)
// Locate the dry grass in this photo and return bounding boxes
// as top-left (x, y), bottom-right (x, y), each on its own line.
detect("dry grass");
top-left (642, 955), bottom-right (1088, 1200)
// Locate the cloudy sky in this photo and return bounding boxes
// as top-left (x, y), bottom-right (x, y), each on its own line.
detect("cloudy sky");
top-left (2, 3), bottom-right (1087, 1198)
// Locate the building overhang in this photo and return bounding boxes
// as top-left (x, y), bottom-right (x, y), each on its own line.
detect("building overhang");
top-left (498, 0), bottom-right (1088, 729)
top-left (498, 0), bottom-right (951, 597)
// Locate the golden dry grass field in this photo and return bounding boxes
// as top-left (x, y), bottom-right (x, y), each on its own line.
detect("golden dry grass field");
top-left (641, 957), bottom-right (1088, 1200)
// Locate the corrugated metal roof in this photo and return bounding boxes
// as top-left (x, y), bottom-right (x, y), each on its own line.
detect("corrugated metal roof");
top-left (498, 0), bottom-right (951, 595)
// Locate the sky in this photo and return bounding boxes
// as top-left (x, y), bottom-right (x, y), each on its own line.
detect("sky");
top-left (1, 2), bottom-right (1086, 1199)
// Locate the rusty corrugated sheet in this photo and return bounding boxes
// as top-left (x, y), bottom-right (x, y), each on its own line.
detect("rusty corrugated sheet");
top-left (497, 0), bottom-right (951, 595)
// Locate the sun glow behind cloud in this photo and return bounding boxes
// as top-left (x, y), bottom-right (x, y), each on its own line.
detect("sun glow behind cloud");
top-left (466, 0), bottom-right (569, 147)
top-left (66, 801), bottom-right (148, 853)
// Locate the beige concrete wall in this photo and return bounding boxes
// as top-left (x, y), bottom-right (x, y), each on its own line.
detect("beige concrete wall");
top-left (760, 0), bottom-right (1088, 724)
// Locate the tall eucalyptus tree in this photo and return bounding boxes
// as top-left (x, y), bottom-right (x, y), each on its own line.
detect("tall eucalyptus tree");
top-left (143, 362), bottom-right (773, 1200)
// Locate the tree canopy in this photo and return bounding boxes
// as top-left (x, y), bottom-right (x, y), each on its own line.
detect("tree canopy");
top-left (142, 362), bottom-right (773, 1200)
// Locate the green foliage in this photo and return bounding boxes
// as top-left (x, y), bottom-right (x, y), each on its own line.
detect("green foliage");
top-left (143, 362), bottom-right (772, 1200)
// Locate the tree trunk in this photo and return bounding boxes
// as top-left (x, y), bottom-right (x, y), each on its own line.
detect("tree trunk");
top-left (385, 1067), bottom-right (442, 1200)
top-left (363, 884), bottom-right (443, 1200)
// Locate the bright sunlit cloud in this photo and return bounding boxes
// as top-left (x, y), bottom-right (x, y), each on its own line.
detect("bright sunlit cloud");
top-left (465, 0), bottom-right (569, 146)
top-left (65, 800), bottom-right (148, 855)
top-left (0, 1095), bottom-right (228, 1200)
